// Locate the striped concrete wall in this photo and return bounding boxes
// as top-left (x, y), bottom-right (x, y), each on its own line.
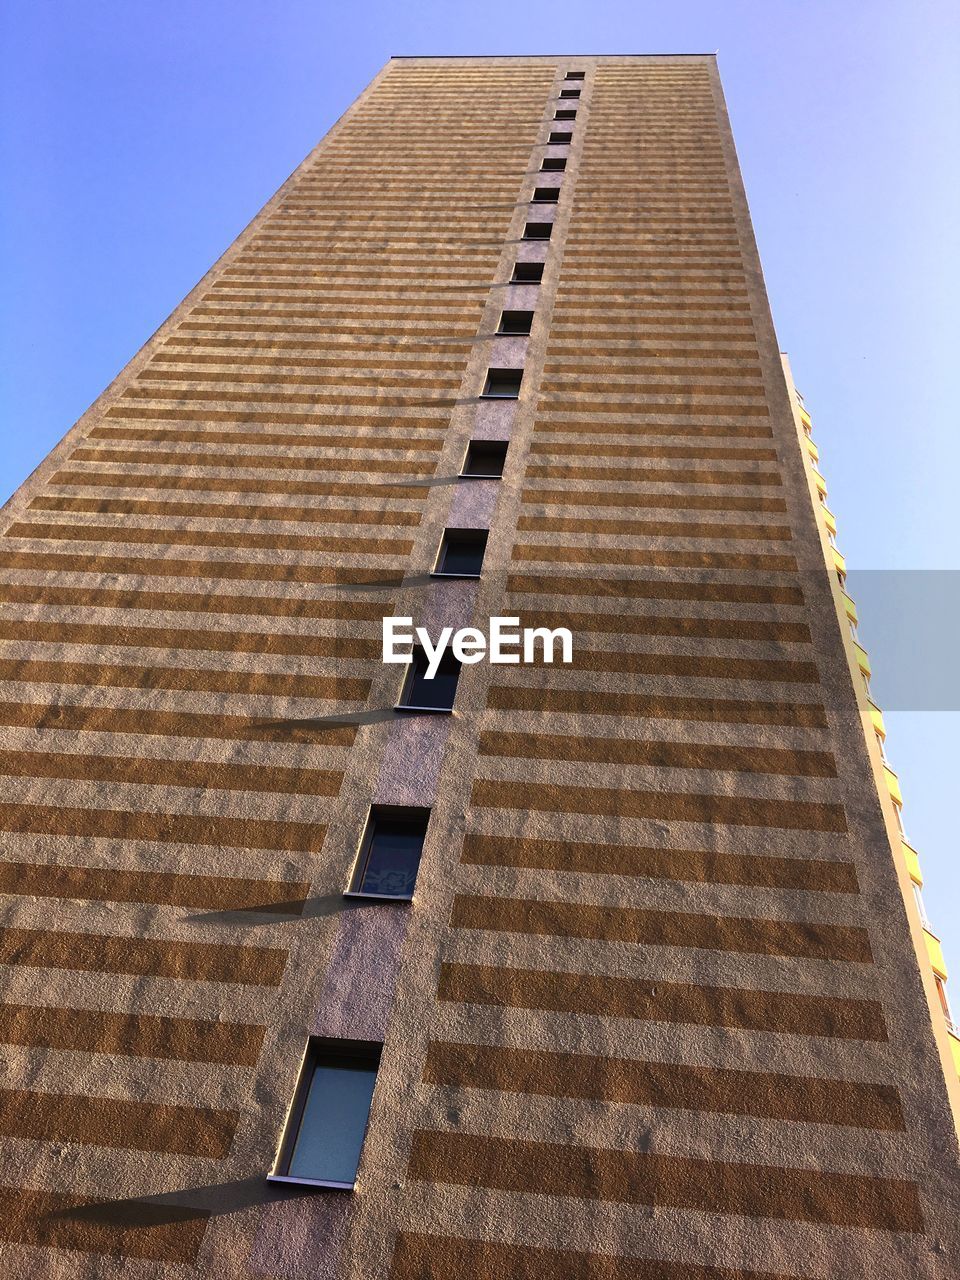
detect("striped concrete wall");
top-left (0, 54), bottom-right (956, 1279)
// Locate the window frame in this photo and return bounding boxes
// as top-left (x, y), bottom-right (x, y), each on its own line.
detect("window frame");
top-left (559, 88), bottom-right (581, 99)
top-left (481, 367), bottom-right (523, 399)
top-left (432, 527), bottom-right (489, 579)
top-left (531, 186), bottom-right (560, 204)
top-left (396, 646), bottom-right (462, 714)
top-left (511, 261), bottom-right (544, 284)
top-left (554, 108), bottom-right (577, 120)
top-left (345, 805), bottom-right (431, 902)
top-left (268, 1038), bottom-right (382, 1191)
top-left (497, 309), bottom-right (534, 335)
top-left (540, 157), bottom-right (567, 172)
top-left (549, 130), bottom-right (573, 144)
top-left (522, 221), bottom-right (552, 241)
top-left (564, 70), bottom-right (586, 80)
top-left (460, 439), bottom-right (508, 479)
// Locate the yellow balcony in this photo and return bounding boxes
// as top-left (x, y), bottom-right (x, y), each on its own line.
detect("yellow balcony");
top-left (854, 642), bottom-right (871, 676)
top-left (924, 928), bottom-right (948, 979)
top-left (949, 1029), bottom-right (960, 1077)
top-left (868, 699), bottom-right (886, 738)
top-left (841, 591), bottom-right (858, 624)
top-left (821, 505), bottom-right (837, 536)
top-left (799, 405), bottom-right (812, 430)
top-left (805, 437), bottom-right (820, 462)
top-left (883, 764), bottom-right (903, 805)
top-left (832, 547), bottom-right (847, 575)
top-left (901, 840), bottom-right (922, 884)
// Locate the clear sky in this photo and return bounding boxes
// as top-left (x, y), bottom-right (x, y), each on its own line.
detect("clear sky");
top-left (1, 1), bottom-right (958, 967)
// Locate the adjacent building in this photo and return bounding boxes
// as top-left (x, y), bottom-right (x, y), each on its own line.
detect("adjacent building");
top-left (0, 53), bottom-right (957, 1279)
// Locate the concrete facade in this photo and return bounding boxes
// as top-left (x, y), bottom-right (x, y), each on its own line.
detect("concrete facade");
top-left (0, 53), bottom-right (957, 1278)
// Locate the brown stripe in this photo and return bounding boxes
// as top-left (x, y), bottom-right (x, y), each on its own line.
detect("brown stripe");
top-left (88, 425), bottom-right (443, 451)
top-left (0, 618), bottom-right (379, 659)
top-left (0, 927), bottom-right (287, 985)
top-left (0, 582), bottom-right (387, 621)
top-left (516, 610), bottom-right (811, 644)
top-left (0, 1002), bottom-right (263, 1063)
top-left (438, 962), bottom-right (886, 1039)
top-left (450, 894), bottom-right (871, 962)
top-left (528, 441), bottom-right (776, 460)
top-left (460, 834), bottom-right (858, 893)
top-left (512, 545), bottom-right (797, 572)
top-left (29, 495), bottom-right (422, 527)
top-left (521, 487), bottom-right (786, 513)
top-left (0, 700), bottom-right (358, 745)
top-left (569, 649), bottom-right (818, 681)
top-left (0, 1088), bottom-right (239, 1155)
top-left (517, 515), bottom-right (791, 541)
top-left (422, 1041), bottom-right (903, 1129)
top-left (471, 779), bottom-right (847, 833)
top-left (525, 465), bottom-right (780, 487)
top-left (486, 687), bottom-right (828, 727)
top-left (0, 802), bottom-right (325, 853)
top-left (0, 550), bottom-right (404, 587)
top-left (0, 860), bottom-right (309, 912)
top-left (6, 521), bottom-right (411, 557)
top-left (51, 468), bottom-right (430, 499)
top-left (70, 446), bottom-right (435, 474)
top-left (507, 573), bottom-right (804, 605)
top-left (406, 1131), bottom-right (921, 1231)
top-left (0, 749), bottom-right (343, 798)
top-left (391, 1232), bottom-right (802, 1280)
top-left (478, 731), bottom-right (835, 778)
top-left (0, 1185), bottom-right (209, 1262)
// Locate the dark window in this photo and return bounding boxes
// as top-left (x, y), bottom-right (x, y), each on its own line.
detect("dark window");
top-left (481, 367), bottom-right (523, 398)
top-left (554, 108), bottom-right (577, 120)
top-left (434, 528), bottom-right (488, 578)
top-left (497, 310), bottom-right (534, 335)
top-left (398, 648), bottom-right (461, 712)
top-left (540, 157), bottom-right (566, 172)
top-left (270, 1039), bottom-right (381, 1188)
top-left (532, 186), bottom-right (559, 203)
top-left (560, 88), bottom-right (581, 99)
top-left (461, 439), bottom-right (508, 477)
top-left (565, 71), bottom-right (585, 80)
top-left (549, 131), bottom-right (573, 144)
top-left (523, 221), bottom-right (552, 241)
top-left (350, 807), bottom-right (430, 899)
top-left (512, 261), bottom-right (544, 284)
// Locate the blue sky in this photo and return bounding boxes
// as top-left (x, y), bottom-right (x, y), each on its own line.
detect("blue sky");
top-left (1, 1), bottom-right (958, 966)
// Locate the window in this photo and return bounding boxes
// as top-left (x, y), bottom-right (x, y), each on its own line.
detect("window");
top-left (540, 157), bottom-right (566, 172)
top-left (912, 882), bottom-right (929, 927)
top-left (461, 439), bottom-right (508, 478)
top-left (270, 1039), bottom-right (381, 1189)
top-left (512, 261), bottom-right (544, 283)
top-left (554, 109), bottom-right (577, 120)
top-left (397, 648), bottom-right (461, 712)
top-left (560, 88), bottom-right (581, 99)
top-left (497, 310), bottom-right (534, 335)
top-left (549, 131), bottom-right (573, 144)
top-left (434, 528), bottom-right (488, 578)
top-left (564, 70), bottom-right (585, 80)
top-left (935, 976), bottom-right (956, 1030)
top-left (522, 221), bottom-right (552, 240)
top-left (482, 367), bottom-right (523, 398)
top-left (349, 806), bottom-right (430, 899)
top-left (532, 186), bottom-right (560, 203)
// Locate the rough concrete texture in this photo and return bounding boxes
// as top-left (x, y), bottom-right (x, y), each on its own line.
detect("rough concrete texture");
top-left (0, 53), bottom-right (957, 1280)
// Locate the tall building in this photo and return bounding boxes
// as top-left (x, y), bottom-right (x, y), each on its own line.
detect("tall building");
top-left (0, 53), bottom-right (957, 1279)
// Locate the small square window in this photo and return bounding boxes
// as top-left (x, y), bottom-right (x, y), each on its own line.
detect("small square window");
top-left (497, 310), bottom-right (534, 335)
top-left (565, 71), bottom-right (585, 80)
top-left (397, 647), bottom-right (462, 712)
top-left (481, 367), bottom-right (523, 398)
top-left (349, 807), bottom-right (430, 899)
top-left (434, 528), bottom-right (488, 578)
top-left (532, 186), bottom-right (559, 203)
top-left (554, 108), bottom-right (577, 120)
top-left (560, 88), bottom-right (581, 99)
top-left (269, 1039), bottom-right (381, 1189)
top-left (540, 157), bottom-right (566, 172)
top-left (549, 131), bottom-right (572, 144)
top-left (522, 222), bottom-right (552, 241)
top-left (461, 439), bottom-right (508, 477)
top-left (511, 261), bottom-right (544, 284)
